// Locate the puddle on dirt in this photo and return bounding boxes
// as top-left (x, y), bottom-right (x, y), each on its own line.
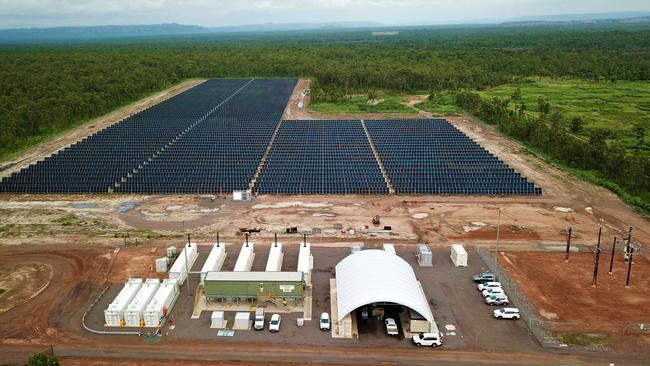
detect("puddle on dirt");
top-left (72, 203), bottom-right (96, 209)
top-left (117, 202), bottom-right (138, 214)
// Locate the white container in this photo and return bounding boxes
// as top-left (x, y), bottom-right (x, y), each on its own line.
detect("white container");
top-left (383, 243), bottom-right (396, 255)
top-left (451, 244), bottom-right (468, 267)
top-left (211, 311), bottom-right (225, 328)
top-left (200, 242), bottom-right (227, 284)
top-left (265, 242), bottom-right (283, 272)
top-left (298, 242), bottom-right (313, 286)
top-left (104, 278), bottom-right (142, 326)
top-left (166, 246), bottom-right (177, 258)
top-left (234, 241), bottom-right (255, 272)
top-left (418, 244), bottom-right (432, 267)
top-left (124, 278), bottom-right (160, 327)
top-left (169, 242), bottom-right (198, 285)
top-left (144, 279), bottom-right (179, 327)
top-left (233, 312), bottom-right (250, 330)
top-left (155, 257), bottom-right (169, 273)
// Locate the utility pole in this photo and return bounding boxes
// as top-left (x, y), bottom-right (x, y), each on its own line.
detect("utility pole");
top-left (565, 226), bottom-right (572, 262)
top-left (608, 237), bottom-right (617, 275)
top-left (592, 226), bottom-right (602, 287)
top-left (625, 226), bottom-right (633, 262)
top-left (625, 246), bottom-right (634, 288)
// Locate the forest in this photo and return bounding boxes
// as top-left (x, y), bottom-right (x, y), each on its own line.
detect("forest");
top-left (0, 22), bottom-right (648, 210)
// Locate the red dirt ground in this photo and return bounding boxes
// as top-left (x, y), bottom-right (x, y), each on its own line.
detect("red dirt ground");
top-left (500, 251), bottom-right (650, 333)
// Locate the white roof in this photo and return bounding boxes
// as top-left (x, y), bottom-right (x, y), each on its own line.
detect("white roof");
top-left (335, 250), bottom-right (433, 323)
top-left (205, 271), bottom-right (303, 282)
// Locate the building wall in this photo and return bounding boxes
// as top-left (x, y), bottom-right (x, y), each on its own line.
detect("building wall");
top-left (204, 280), bottom-right (304, 298)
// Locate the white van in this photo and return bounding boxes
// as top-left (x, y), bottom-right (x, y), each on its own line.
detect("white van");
top-left (254, 307), bottom-right (265, 330)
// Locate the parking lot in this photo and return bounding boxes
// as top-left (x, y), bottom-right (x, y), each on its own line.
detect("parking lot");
top-left (87, 241), bottom-right (540, 353)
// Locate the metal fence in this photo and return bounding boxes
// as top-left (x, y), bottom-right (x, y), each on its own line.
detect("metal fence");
top-left (475, 246), bottom-right (562, 347)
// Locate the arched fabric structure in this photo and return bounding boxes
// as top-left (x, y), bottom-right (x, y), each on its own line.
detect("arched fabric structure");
top-left (335, 249), bottom-right (433, 323)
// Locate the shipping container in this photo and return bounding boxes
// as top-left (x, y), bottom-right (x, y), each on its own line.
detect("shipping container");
top-left (265, 242), bottom-right (283, 272)
top-left (297, 242), bottom-right (313, 286)
top-left (451, 244), bottom-right (468, 267)
top-left (169, 242), bottom-right (198, 285)
top-left (143, 279), bottom-right (179, 327)
top-left (234, 241), bottom-right (255, 272)
top-left (104, 278), bottom-right (143, 326)
top-left (124, 278), bottom-right (160, 327)
top-left (204, 271), bottom-right (304, 299)
top-left (200, 242), bottom-right (227, 285)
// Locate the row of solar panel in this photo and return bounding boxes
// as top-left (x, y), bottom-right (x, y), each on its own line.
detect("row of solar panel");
top-left (0, 78), bottom-right (296, 193)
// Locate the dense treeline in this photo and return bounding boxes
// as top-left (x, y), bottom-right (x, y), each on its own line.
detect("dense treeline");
top-left (1, 23), bottom-right (650, 160)
top-left (456, 91), bottom-right (650, 212)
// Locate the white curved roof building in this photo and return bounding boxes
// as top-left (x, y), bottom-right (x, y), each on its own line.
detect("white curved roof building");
top-left (335, 249), bottom-right (433, 324)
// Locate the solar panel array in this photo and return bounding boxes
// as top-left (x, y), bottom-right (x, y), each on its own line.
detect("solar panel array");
top-left (365, 119), bottom-right (541, 195)
top-left (117, 79), bottom-right (296, 194)
top-left (254, 120), bottom-right (389, 195)
top-left (0, 79), bottom-right (541, 196)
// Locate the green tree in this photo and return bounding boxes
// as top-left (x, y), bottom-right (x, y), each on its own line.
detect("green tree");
top-left (25, 353), bottom-right (59, 366)
top-left (569, 116), bottom-right (584, 134)
top-left (633, 123), bottom-right (646, 151)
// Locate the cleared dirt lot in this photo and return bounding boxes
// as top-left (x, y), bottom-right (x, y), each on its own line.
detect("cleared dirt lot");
top-left (500, 251), bottom-right (650, 333)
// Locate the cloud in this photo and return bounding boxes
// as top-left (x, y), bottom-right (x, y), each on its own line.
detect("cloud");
top-left (0, 0), bottom-right (649, 28)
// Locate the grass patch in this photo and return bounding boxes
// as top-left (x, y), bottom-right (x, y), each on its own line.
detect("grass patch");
top-left (558, 333), bottom-right (608, 346)
top-left (477, 78), bottom-right (650, 153)
top-left (415, 91), bottom-right (464, 115)
top-left (310, 96), bottom-right (416, 114)
top-left (0, 288), bottom-right (5, 296)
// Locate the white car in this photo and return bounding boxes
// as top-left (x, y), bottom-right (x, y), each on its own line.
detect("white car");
top-left (477, 281), bottom-right (502, 292)
top-left (485, 294), bottom-right (509, 306)
top-left (319, 312), bottom-right (331, 331)
top-left (254, 307), bottom-right (265, 330)
top-left (268, 314), bottom-right (281, 332)
top-left (411, 332), bottom-right (444, 347)
top-left (493, 308), bottom-right (520, 320)
top-left (481, 287), bottom-right (505, 298)
top-left (385, 317), bottom-right (398, 336)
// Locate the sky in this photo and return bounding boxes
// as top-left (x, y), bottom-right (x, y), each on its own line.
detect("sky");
top-left (0, 0), bottom-right (649, 29)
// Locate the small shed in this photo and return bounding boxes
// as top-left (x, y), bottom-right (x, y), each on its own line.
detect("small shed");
top-left (417, 244), bottom-right (432, 266)
top-left (233, 312), bottom-right (251, 330)
top-left (210, 311), bottom-right (225, 329)
top-left (450, 244), bottom-right (468, 267)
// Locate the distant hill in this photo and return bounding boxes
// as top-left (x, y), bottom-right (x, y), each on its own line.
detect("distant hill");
top-left (502, 11), bottom-right (650, 26)
top-left (0, 21), bottom-right (385, 42)
top-left (0, 23), bottom-right (209, 41)
top-left (207, 21), bottom-right (383, 33)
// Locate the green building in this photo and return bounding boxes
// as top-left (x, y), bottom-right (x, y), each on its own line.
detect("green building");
top-left (203, 271), bottom-right (305, 300)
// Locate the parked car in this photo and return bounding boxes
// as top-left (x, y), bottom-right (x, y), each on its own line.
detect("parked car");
top-left (385, 317), bottom-right (399, 336)
top-left (493, 308), bottom-right (520, 320)
top-left (411, 332), bottom-right (444, 347)
top-left (485, 294), bottom-right (509, 306)
top-left (254, 307), bottom-right (265, 330)
top-left (472, 272), bottom-right (495, 283)
top-left (477, 281), bottom-right (502, 292)
top-left (481, 287), bottom-right (506, 298)
top-left (319, 312), bottom-right (331, 331)
top-left (269, 314), bottom-right (281, 332)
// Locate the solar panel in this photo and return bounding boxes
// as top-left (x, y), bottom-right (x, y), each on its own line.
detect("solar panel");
top-left (254, 120), bottom-right (389, 195)
top-left (365, 119), bottom-right (541, 195)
